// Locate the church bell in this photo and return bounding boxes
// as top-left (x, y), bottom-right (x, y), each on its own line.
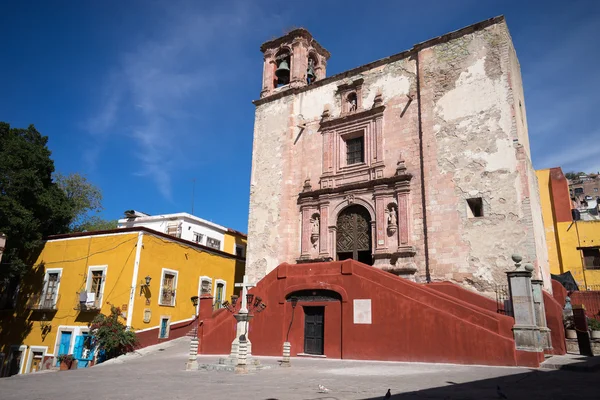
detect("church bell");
top-left (275, 59), bottom-right (290, 84)
top-left (307, 65), bottom-right (316, 83)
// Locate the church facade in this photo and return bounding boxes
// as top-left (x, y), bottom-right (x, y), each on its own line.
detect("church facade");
top-left (246, 16), bottom-right (550, 294)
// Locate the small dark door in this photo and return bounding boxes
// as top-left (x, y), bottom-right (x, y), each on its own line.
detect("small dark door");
top-left (304, 306), bottom-right (324, 355)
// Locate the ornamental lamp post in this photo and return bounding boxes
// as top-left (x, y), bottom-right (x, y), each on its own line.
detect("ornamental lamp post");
top-left (222, 292), bottom-right (267, 374)
top-left (186, 295), bottom-right (200, 371)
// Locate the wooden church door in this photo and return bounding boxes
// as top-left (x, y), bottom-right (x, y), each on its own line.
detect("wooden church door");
top-left (336, 205), bottom-right (372, 265)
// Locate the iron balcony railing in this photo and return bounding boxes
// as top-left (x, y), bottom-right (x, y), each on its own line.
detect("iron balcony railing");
top-left (160, 289), bottom-right (176, 306)
top-left (75, 292), bottom-right (103, 311)
top-left (26, 293), bottom-right (60, 310)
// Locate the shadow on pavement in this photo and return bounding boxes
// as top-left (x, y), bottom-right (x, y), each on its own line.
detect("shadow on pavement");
top-left (357, 356), bottom-right (600, 400)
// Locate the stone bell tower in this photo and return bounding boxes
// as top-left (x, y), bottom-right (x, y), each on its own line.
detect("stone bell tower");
top-left (259, 28), bottom-right (331, 98)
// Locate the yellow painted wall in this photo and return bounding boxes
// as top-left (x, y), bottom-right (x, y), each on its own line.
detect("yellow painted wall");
top-left (223, 231), bottom-right (247, 257)
top-left (555, 220), bottom-right (600, 287)
top-left (130, 233), bottom-right (240, 331)
top-left (536, 169), bottom-right (562, 275)
top-left (0, 229), bottom-right (244, 376)
top-left (0, 232), bottom-right (140, 375)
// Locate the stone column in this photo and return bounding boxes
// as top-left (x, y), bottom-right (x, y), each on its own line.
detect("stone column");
top-left (374, 190), bottom-right (387, 251)
top-left (395, 181), bottom-right (410, 248)
top-left (506, 254), bottom-right (542, 352)
top-left (229, 312), bottom-right (253, 361)
top-left (300, 206), bottom-right (312, 259)
top-left (531, 279), bottom-right (552, 352)
top-left (290, 38), bottom-right (308, 88)
top-left (260, 52), bottom-right (275, 98)
top-left (318, 203), bottom-right (330, 259)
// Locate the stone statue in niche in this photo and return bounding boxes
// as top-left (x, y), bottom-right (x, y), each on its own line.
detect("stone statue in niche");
top-left (387, 205), bottom-right (397, 235)
top-left (348, 95), bottom-right (357, 112)
top-left (310, 215), bottom-right (320, 247)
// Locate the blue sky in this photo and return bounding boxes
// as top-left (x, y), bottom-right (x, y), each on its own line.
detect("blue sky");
top-left (1, 0), bottom-right (599, 233)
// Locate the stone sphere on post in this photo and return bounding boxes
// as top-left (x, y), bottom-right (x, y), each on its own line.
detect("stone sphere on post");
top-left (523, 263), bottom-right (534, 272)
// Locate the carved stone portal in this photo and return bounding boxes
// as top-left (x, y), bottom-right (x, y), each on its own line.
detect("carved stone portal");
top-left (336, 205), bottom-right (372, 264)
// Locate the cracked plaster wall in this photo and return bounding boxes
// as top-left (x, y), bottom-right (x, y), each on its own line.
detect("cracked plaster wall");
top-left (420, 21), bottom-right (550, 294)
top-left (247, 58), bottom-right (423, 282)
top-left (247, 19), bottom-right (549, 294)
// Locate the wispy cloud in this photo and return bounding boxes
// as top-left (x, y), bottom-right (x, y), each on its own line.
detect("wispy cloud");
top-left (85, 1), bottom-right (272, 199)
top-left (523, 12), bottom-right (600, 174)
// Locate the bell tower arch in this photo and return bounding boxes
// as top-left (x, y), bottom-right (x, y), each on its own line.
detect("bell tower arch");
top-left (259, 29), bottom-right (330, 98)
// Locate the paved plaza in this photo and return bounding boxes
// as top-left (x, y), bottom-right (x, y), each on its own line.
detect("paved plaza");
top-left (1, 338), bottom-right (598, 399)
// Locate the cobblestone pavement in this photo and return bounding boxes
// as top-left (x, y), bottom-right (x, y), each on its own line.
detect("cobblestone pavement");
top-left (1, 338), bottom-right (597, 399)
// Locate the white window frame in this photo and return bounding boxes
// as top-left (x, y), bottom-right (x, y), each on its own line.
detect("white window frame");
top-left (158, 315), bottom-right (171, 339)
top-left (42, 268), bottom-right (62, 308)
top-left (213, 279), bottom-right (227, 309)
top-left (197, 276), bottom-right (213, 315)
top-left (159, 268), bottom-right (178, 306)
top-left (85, 265), bottom-right (108, 307)
top-left (8, 345), bottom-right (27, 375)
top-left (205, 236), bottom-right (221, 250)
top-left (25, 346), bottom-right (47, 374)
top-left (192, 232), bottom-right (204, 244)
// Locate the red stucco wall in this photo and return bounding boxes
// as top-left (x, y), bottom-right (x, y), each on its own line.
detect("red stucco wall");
top-left (542, 290), bottom-right (566, 355)
top-left (137, 316), bottom-right (198, 348)
top-left (570, 291), bottom-right (600, 319)
top-left (198, 260), bottom-right (543, 367)
top-left (427, 282), bottom-right (501, 314)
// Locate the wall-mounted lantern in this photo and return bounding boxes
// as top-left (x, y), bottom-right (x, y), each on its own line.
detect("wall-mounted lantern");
top-left (139, 275), bottom-right (152, 296)
top-left (190, 296), bottom-right (199, 307)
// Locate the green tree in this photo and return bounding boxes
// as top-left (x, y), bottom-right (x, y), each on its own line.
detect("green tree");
top-left (0, 123), bottom-right (72, 278)
top-left (565, 171), bottom-right (586, 180)
top-left (54, 172), bottom-right (105, 231)
top-left (74, 216), bottom-right (118, 232)
top-left (90, 306), bottom-right (138, 360)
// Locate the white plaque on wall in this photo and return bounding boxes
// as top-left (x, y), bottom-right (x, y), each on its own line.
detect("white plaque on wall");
top-left (353, 299), bottom-right (372, 324)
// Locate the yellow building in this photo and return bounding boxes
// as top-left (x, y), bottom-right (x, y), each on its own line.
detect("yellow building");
top-left (537, 168), bottom-right (600, 288)
top-left (0, 226), bottom-right (245, 376)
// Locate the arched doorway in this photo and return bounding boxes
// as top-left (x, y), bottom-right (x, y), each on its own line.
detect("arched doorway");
top-left (336, 204), bottom-right (372, 265)
top-left (286, 290), bottom-right (342, 356)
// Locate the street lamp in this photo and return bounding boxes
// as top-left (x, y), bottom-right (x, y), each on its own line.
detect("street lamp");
top-left (223, 293), bottom-right (267, 373)
top-left (139, 275), bottom-right (152, 296)
top-left (186, 295), bottom-right (200, 371)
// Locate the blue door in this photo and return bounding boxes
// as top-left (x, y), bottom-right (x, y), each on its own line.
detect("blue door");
top-left (73, 334), bottom-right (94, 368)
top-left (57, 331), bottom-right (72, 366)
top-left (159, 318), bottom-right (168, 338)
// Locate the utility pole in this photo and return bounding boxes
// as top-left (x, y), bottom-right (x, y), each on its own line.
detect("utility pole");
top-left (191, 178), bottom-right (196, 215)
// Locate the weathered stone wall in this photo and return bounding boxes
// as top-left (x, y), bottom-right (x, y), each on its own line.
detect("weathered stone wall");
top-left (247, 57), bottom-right (423, 282)
top-left (247, 17), bottom-right (550, 294)
top-left (419, 20), bottom-right (549, 294)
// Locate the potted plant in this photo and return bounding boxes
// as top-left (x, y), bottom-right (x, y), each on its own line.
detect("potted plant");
top-left (589, 318), bottom-right (600, 340)
top-left (564, 315), bottom-right (577, 339)
top-left (57, 354), bottom-right (74, 371)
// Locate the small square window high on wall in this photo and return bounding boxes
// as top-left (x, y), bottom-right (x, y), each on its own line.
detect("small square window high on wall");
top-left (466, 198), bottom-right (484, 218)
top-left (235, 245), bottom-right (245, 258)
top-left (582, 248), bottom-right (600, 270)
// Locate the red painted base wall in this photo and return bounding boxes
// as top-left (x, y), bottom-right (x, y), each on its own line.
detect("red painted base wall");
top-left (198, 260), bottom-right (545, 367)
top-left (137, 317), bottom-right (198, 349)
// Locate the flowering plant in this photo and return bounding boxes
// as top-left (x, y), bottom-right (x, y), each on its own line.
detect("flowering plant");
top-left (90, 306), bottom-right (138, 360)
top-left (56, 354), bottom-right (73, 364)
